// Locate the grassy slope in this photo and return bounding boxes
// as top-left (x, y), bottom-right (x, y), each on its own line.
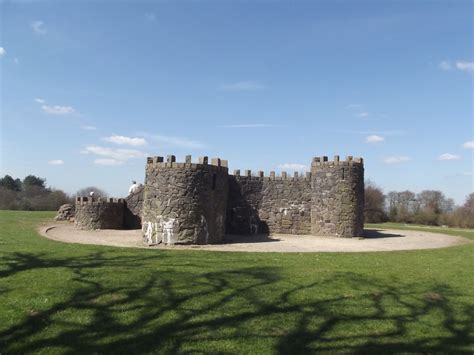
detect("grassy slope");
top-left (0, 211), bottom-right (473, 354)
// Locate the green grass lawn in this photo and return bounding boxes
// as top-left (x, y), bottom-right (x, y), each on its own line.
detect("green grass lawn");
top-left (0, 211), bottom-right (473, 354)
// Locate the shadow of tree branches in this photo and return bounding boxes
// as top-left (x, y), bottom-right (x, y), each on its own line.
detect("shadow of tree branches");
top-left (0, 251), bottom-right (472, 354)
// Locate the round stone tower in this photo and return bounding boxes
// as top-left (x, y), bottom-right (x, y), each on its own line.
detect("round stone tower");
top-left (141, 155), bottom-right (229, 245)
top-left (310, 155), bottom-right (364, 237)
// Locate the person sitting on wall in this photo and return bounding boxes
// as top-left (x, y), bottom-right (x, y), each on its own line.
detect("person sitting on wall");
top-left (128, 180), bottom-right (139, 195)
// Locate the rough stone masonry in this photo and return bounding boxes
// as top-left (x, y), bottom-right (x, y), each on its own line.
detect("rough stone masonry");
top-left (75, 154), bottom-right (364, 245)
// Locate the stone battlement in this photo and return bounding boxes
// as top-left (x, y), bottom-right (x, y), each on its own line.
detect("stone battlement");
top-left (232, 170), bottom-right (312, 181)
top-left (311, 155), bottom-right (364, 167)
top-left (146, 155), bottom-right (229, 172)
top-left (76, 197), bottom-right (125, 205)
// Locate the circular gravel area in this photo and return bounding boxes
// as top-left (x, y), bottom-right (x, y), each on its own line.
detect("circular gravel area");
top-left (40, 223), bottom-right (472, 253)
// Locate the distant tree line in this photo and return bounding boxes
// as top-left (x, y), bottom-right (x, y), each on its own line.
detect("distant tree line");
top-left (0, 175), bottom-right (107, 211)
top-left (365, 180), bottom-right (474, 229)
top-left (1, 174), bottom-right (472, 229)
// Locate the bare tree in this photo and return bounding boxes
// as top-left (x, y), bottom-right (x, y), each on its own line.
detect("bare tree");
top-left (364, 180), bottom-right (387, 223)
top-left (75, 187), bottom-right (108, 198)
top-left (387, 190), bottom-right (417, 223)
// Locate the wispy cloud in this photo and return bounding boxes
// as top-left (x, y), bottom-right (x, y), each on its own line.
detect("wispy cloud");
top-left (334, 129), bottom-right (404, 136)
top-left (42, 105), bottom-right (75, 115)
top-left (356, 112), bottom-right (370, 118)
top-left (81, 125), bottom-right (97, 131)
top-left (365, 135), bottom-right (384, 143)
top-left (438, 153), bottom-right (461, 161)
top-left (463, 141), bottom-right (474, 149)
top-left (219, 81), bottom-right (266, 91)
top-left (48, 159), bottom-right (64, 165)
top-left (144, 134), bottom-right (206, 149)
top-left (438, 61), bottom-right (452, 70)
top-left (456, 61), bottom-right (474, 72)
top-left (34, 98), bottom-right (75, 115)
top-left (31, 20), bottom-right (47, 35)
top-left (383, 156), bottom-right (411, 164)
top-left (0, 47), bottom-right (5, 57)
top-left (277, 163), bottom-right (308, 171)
top-left (217, 124), bottom-right (284, 128)
top-left (103, 135), bottom-right (147, 147)
top-left (438, 60), bottom-right (474, 72)
top-left (145, 13), bottom-right (156, 21)
top-left (94, 159), bottom-right (124, 166)
top-left (345, 104), bottom-right (362, 109)
top-left (81, 145), bottom-right (148, 165)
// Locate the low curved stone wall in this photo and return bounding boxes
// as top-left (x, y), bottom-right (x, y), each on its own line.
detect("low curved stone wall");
top-left (75, 197), bottom-right (125, 230)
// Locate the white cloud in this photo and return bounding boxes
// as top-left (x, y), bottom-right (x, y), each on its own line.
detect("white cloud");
top-left (345, 104), bottom-right (362, 109)
top-left (277, 163), bottom-right (308, 171)
top-left (383, 156), bottom-right (411, 164)
top-left (438, 153), bottom-right (461, 161)
top-left (438, 60), bottom-right (474, 72)
top-left (81, 125), bottom-right (97, 131)
top-left (34, 98), bottom-right (45, 104)
top-left (463, 141), bottom-right (474, 149)
top-left (366, 135), bottom-right (384, 143)
top-left (48, 159), bottom-right (64, 165)
top-left (145, 13), bottom-right (156, 21)
top-left (94, 159), bottom-right (124, 166)
top-left (0, 47), bottom-right (5, 57)
top-left (103, 135), bottom-right (147, 146)
top-left (41, 104), bottom-right (75, 115)
top-left (217, 124), bottom-right (283, 128)
top-left (438, 61), bottom-right (452, 70)
top-left (81, 145), bottom-right (147, 162)
top-left (334, 129), bottom-right (405, 135)
top-left (356, 112), bottom-right (370, 118)
top-left (145, 134), bottom-right (206, 149)
top-left (219, 81), bottom-right (265, 91)
top-left (456, 61), bottom-right (474, 72)
top-left (31, 21), bottom-right (47, 35)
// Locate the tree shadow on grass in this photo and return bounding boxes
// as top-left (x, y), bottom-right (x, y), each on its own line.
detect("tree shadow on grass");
top-left (0, 252), bottom-right (472, 354)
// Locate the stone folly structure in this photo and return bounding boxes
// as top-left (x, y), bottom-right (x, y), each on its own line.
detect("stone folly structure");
top-left (75, 154), bottom-right (364, 245)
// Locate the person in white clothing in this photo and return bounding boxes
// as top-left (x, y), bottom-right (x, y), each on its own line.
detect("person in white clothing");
top-left (129, 180), bottom-right (139, 195)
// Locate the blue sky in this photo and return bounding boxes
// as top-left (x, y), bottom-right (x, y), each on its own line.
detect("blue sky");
top-left (1, 0), bottom-right (472, 203)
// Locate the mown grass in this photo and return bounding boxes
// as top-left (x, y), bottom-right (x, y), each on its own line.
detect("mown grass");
top-left (0, 211), bottom-right (473, 354)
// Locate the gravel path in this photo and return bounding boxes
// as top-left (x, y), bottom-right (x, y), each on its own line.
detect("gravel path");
top-left (40, 223), bottom-right (472, 253)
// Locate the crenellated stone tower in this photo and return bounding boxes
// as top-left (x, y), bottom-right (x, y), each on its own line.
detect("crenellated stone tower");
top-left (310, 156), bottom-right (364, 237)
top-left (141, 155), bottom-right (229, 245)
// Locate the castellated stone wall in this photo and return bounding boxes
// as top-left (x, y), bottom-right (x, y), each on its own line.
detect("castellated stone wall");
top-left (311, 156), bottom-right (364, 237)
top-left (75, 197), bottom-right (125, 230)
top-left (226, 171), bottom-right (312, 235)
top-left (141, 155), bottom-right (229, 245)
